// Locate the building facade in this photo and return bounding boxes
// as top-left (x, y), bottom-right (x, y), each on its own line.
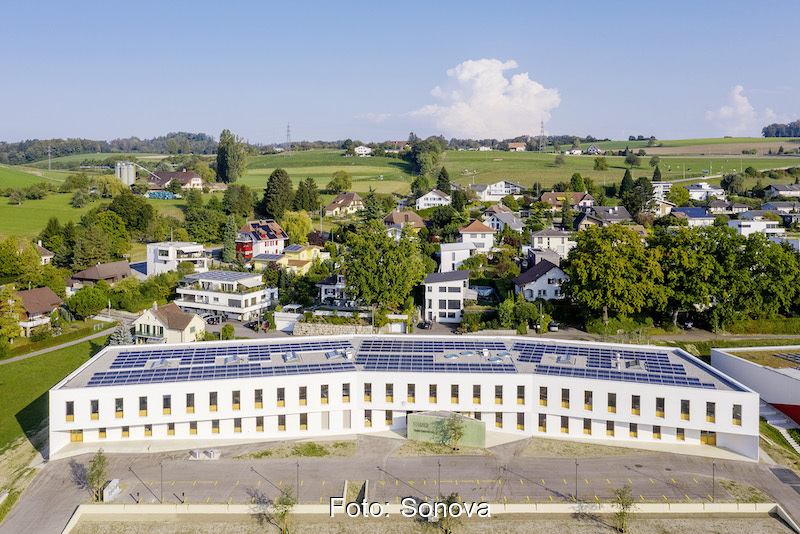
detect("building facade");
top-left (133, 303), bottom-right (206, 344)
top-left (458, 220), bottom-right (496, 254)
top-left (439, 242), bottom-right (476, 273)
top-left (235, 220), bottom-right (289, 262)
top-left (415, 190), bottom-right (451, 210)
top-left (423, 271), bottom-right (469, 323)
top-left (146, 242), bottom-right (209, 275)
top-left (175, 271), bottom-right (278, 321)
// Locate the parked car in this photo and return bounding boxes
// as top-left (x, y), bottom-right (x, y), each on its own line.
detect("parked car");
top-left (548, 321), bottom-right (559, 332)
top-left (420, 320), bottom-right (433, 330)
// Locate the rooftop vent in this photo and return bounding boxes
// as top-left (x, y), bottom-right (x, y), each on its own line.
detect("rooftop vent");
top-left (150, 358), bottom-right (180, 369)
top-left (222, 354), bottom-right (248, 365)
top-left (283, 351), bottom-right (299, 363)
top-left (556, 354), bottom-right (576, 365)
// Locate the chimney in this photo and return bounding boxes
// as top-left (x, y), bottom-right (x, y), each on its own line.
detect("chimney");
top-left (152, 301), bottom-right (158, 311)
top-left (38, 240), bottom-right (42, 247)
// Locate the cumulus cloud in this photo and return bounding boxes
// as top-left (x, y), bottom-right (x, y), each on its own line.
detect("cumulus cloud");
top-left (410, 59), bottom-right (560, 139)
top-left (705, 85), bottom-right (765, 135)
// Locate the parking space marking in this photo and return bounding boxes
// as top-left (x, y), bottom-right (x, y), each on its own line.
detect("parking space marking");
top-left (520, 479), bottom-right (524, 485)
top-left (671, 478), bottom-right (676, 484)
top-left (607, 478), bottom-right (611, 484)
top-left (595, 495), bottom-right (599, 501)
top-left (693, 477), bottom-right (699, 483)
top-left (685, 494), bottom-right (691, 500)
top-left (549, 496), bottom-right (553, 502)
top-left (709, 494), bottom-right (713, 501)
top-left (628, 478), bottom-right (632, 484)
top-left (257, 480), bottom-right (260, 486)
top-left (235, 480), bottom-right (239, 486)
top-left (563, 479), bottom-right (567, 484)
top-left (640, 495), bottom-right (644, 501)
top-left (527, 496), bottom-right (530, 502)
top-left (193, 481), bottom-right (197, 486)
top-left (206, 497), bottom-right (209, 503)
top-left (585, 479), bottom-right (589, 484)
top-left (542, 479), bottom-right (546, 485)
top-left (322, 481), bottom-right (325, 486)
top-left (663, 495), bottom-right (667, 501)
top-left (650, 478), bottom-right (654, 484)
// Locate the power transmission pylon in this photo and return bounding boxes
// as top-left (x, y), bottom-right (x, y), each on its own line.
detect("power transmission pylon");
top-left (286, 123), bottom-right (292, 157)
top-left (538, 120), bottom-right (547, 153)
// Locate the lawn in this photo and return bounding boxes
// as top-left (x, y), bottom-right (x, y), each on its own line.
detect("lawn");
top-left (25, 152), bottom-right (162, 167)
top-left (0, 192), bottom-right (94, 239)
top-left (0, 165), bottom-right (61, 188)
top-left (0, 336), bottom-right (107, 453)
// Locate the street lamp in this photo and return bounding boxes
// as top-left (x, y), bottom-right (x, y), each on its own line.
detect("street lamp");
top-left (575, 459), bottom-right (579, 502)
top-left (160, 461), bottom-right (163, 503)
top-left (438, 459), bottom-right (441, 494)
top-left (712, 459), bottom-right (716, 502)
top-left (296, 460), bottom-right (300, 502)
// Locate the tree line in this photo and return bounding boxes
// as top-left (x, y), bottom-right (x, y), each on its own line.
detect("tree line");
top-left (762, 121), bottom-right (800, 138)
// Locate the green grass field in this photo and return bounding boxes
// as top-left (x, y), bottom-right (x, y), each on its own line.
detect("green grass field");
top-left (0, 165), bottom-right (61, 188)
top-left (25, 152), bottom-right (163, 167)
top-left (0, 337), bottom-right (107, 452)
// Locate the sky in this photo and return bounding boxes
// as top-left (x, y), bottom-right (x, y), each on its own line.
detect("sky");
top-left (1, 0), bottom-right (798, 144)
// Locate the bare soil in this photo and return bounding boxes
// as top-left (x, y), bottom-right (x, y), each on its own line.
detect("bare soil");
top-left (393, 441), bottom-right (491, 457)
top-left (521, 437), bottom-right (655, 458)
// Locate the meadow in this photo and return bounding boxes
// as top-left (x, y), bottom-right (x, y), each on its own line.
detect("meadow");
top-left (0, 165), bottom-right (62, 188)
top-left (25, 152), bottom-right (161, 167)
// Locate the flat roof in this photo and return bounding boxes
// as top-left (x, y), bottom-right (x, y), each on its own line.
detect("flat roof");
top-left (716, 346), bottom-right (800, 370)
top-left (184, 271), bottom-right (260, 282)
top-left (56, 336), bottom-right (746, 392)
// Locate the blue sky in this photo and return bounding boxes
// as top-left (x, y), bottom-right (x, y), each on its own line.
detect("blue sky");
top-left (1, 1), bottom-right (797, 144)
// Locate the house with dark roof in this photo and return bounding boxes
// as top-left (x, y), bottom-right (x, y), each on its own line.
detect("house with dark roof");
top-left (66, 261), bottom-right (132, 296)
top-left (763, 201), bottom-right (800, 213)
top-left (530, 229), bottom-right (576, 259)
top-left (423, 270), bottom-right (469, 323)
top-left (235, 220), bottom-right (289, 261)
top-left (765, 184), bottom-right (800, 199)
top-left (147, 170), bottom-right (204, 190)
top-left (16, 287), bottom-right (62, 337)
top-left (384, 210), bottom-right (426, 241)
top-left (590, 205), bottom-right (633, 226)
top-left (133, 302), bottom-right (205, 344)
top-left (512, 260), bottom-right (567, 302)
top-left (540, 192), bottom-right (595, 213)
top-left (324, 192), bottom-right (364, 217)
top-left (486, 212), bottom-right (525, 233)
top-left (316, 274), bottom-right (352, 306)
top-left (670, 207), bottom-right (715, 227)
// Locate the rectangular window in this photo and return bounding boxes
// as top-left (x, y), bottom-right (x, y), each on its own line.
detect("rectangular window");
top-left (539, 386), bottom-right (547, 406)
top-left (209, 392), bottom-right (218, 412)
top-left (473, 385), bottom-right (481, 404)
top-left (474, 412), bottom-right (481, 421)
top-left (560, 416), bottom-right (569, 433)
top-left (278, 414), bottom-right (286, 431)
top-left (584, 391), bottom-right (593, 411)
top-left (608, 393), bottom-right (617, 413)
top-left (139, 396), bottom-right (148, 416)
top-left (255, 389), bottom-right (263, 409)
top-left (256, 416), bottom-right (264, 432)
top-left (190, 421), bottom-right (197, 435)
top-left (429, 384), bottom-right (437, 403)
top-left (212, 420), bottom-right (219, 434)
top-left (386, 410), bottom-right (393, 425)
top-left (495, 385), bottom-right (503, 404)
top-left (277, 388), bottom-right (285, 407)
top-left (517, 385), bottom-right (525, 405)
top-left (163, 395), bottom-right (171, 415)
top-left (681, 399), bottom-right (690, 420)
top-left (90, 400), bottom-right (99, 420)
top-left (234, 418), bottom-right (242, 432)
top-left (122, 426), bottom-right (129, 437)
top-left (342, 383), bottom-right (350, 403)
top-left (320, 385), bottom-right (328, 405)
top-left (144, 424), bottom-right (152, 436)
top-left (538, 413), bottom-right (547, 432)
top-left (99, 428), bottom-right (106, 439)
top-left (631, 395), bottom-right (640, 416)
top-left (583, 418), bottom-right (591, 435)
top-left (364, 410), bottom-right (372, 427)
top-left (407, 384), bottom-right (415, 403)
top-left (561, 388), bottom-right (570, 409)
top-left (439, 299), bottom-right (447, 309)
top-left (733, 404), bottom-right (742, 426)
top-left (677, 427), bottom-right (685, 441)
top-left (364, 383), bottom-right (372, 402)
top-left (115, 398), bottom-right (123, 418)
top-left (606, 421), bottom-right (614, 436)
top-left (706, 402), bottom-right (715, 423)
top-left (299, 387), bottom-right (307, 406)
top-left (232, 391), bottom-right (241, 410)
top-left (517, 412), bottom-right (525, 430)
top-left (451, 384), bottom-right (459, 403)
top-left (653, 425), bottom-right (661, 439)
top-left (167, 423), bottom-right (175, 436)
top-left (496, 412), bottom-right (503, 428)
top-left (656, 397), bottom-right (665, 418)
top-left (386, 383), bottom-right (393, 402)
top-left (629, 423), bottom-right (638, 438)
top-left (447, 299), bottom-right (460, 310)
top-left (186, 393), bottom-right (195, 413)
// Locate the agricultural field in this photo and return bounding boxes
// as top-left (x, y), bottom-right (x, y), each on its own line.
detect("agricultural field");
top-left (0, 165), bottom-right (62, 188)
top-left (24, 152), bottom-right (162, 167)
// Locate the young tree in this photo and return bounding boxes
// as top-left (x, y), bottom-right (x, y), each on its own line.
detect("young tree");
top-left (222, 215), bottom-right (238, 263)
top-left (668, 185), bottom-right (691, 206)
top-left (216, 129), bottom-right (247, 183)
top-left (72, 225), bottom-right (111, 271)
top-left (0, 286), bottom-right (22, 348)
top-left (166, 179), bottom-right (182, 195)
top-left (282, 211), bottom-right (312, 244)
top-left (106, 325), bottom-right (134, 346)
top-left (131, 179), bottom-right (149, 195)
top-left (39, 216), bottom-right (63, 252)
top-left (362, 188), bottom-right (383, 221)
top-left (272, 485), bottom-right (297, 534)
top-left (71, 188), bottom-right (89, 208)
top-left (303, 177), bottom-right (320, 211)
top-left (410, 174), bottom-right (430, 196)
top-left (612, 484), bottom-right (636, 533)
top-left (554, 154), bottom-right (566, 167)
top-left (184, 188), bottom-right (203, 210)
top-left (560, 196), bottom-right (574, 230)
top-left (67, 286), bottom-right (108, 317)
top-left (167, 138), bottom-right (178, 155)
top-left (619, 169), bottom-right (634, 197)
top-left (223, 183), bottom-right (254, 218)
top-left (262, 168), bottom-right (294, 220)
top-left (451, 189), bottom-right (467, 212)
top-left (220, 324), bottom-right (235, 340)
top-left (624, 154), bottom-right (642, 168)
top-left (292, 180), bottom-right (311, 212)
top-left (87, 449), bottom-right (110, 502)
top-left (436, 167), bottom-right (451, 194)
top-left (570, 173), bottom-right (585, 193)
top-left (436, 492), bottom-right (462, 534)
top-left (649, 155), bottom-right (661, 167)
top-left (652, 165), bottom-right (662, 181)
top-left (501, 194), bottom-right (519, 211)
top-left (327, 170), bottom-right (352, 193)
top-left (444, 413), bottom-right (465, 451)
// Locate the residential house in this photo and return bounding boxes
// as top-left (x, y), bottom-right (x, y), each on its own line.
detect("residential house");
top-left (482, 203), bottom-right (513, 219)
top-left (740, 210), bottom-right (780, 221)
top-left (540, 192), bottom-right (595, 213)
top-left (528, 248), bottom-right (562, 268)
top-left (147, 170), bottom-right (204, 191)
top-left (763, 201), bottom-right (800, 213)
top-left (16, 287), bottom-right (62, 337)
top-left (529, 229), bottom-right (576, 259)
top-left (653, 199), bottom-right (676, 217)
top-left (512, 260), bottom-right (567, 302)
top-left (439, 242), bottom-right (476, 273)
top-left (586, 145), bottom-right (603, 155)
top-left (354, 146), bottom-right (372, 156)
top-left (727, 219), bottom-right (785, 238)
top-left (771, 236), bottom-right (800, 251)
top-left (324, 192), bottom-right (364, 217)
top-left (507, 142), bottom-right (527, 152)
top-left (686, 182), bottom-right (726, 201)
top-left (590, 205), bottom-right (633, 225)
top-left (486, 212), bottom-right (524, 233)
top-left (133, 302), bottom-right (205, 344)
top-left (316, 274), bottom-right (351, 305)
top-left (457, 220), bottom-right (496, 254)
top-left (66, 261), bottom-right (132, 296)
top-left (564, 148), bottom-right (582, 155)
top-left (423, 270), bottom-right (469, 323)
top-left (703, 200), bottom-right (748, 215)
top-left (383, 210), bottom-right (426, 241)
top-left (671, 207), bottom-right (715, 227)
top-left (652, 182), bottom-right (672, 202)
top-left (251, 245), bottom-right (331, 276)
top-left (468, 180), bottom-right (524, 202)
top-left (146, 241), bottom-right (208, 275)
top-left (34, 241), bottom-right (54, 265)
top-left (415, 189), bottom-right (451, 210)
top-left (765, 184), bottom-right (800, 199)
top-left (573, 213), bottom-right (603, 231)
top-left (235, 219), bottom-right (289, 262)
top-left (175, 271), bottom-right (278, 321)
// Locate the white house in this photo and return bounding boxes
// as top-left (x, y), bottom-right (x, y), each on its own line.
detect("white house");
top-left (671, 207), bottom-right (715, 227)
top-left (686, 182), bottom-right (726, 201)
top-left (16, 287), bottom-right (62, 337)
top-left (652, 182), bottom-right (672, 202)
top-left (423, 270), bottom-right (469, 323)
top-left (175, 271), bottom-right (278, 321)
top-left (564, 149), bottom-right (582, 155)
top-left (486, 212), bottom-right (525, 233)
top-left (133, 303), bottom-right (205, 344)
top-left (235, 220), bottom-right (289, 262)
top-left (458, 220), bottom-right (496, 254)
top-left (354, 146), bottom-right (372, 157)
top-left (508, 142), bottom-right (527, 152)
top-left (324, 192), bottom-right (364, 217)
top-left (469, 180), bottom-right (525, 202)
top-left (727, 219), bottom-right (785, 238)
top-left (512, 260), bottom-right (567, 301)
top-left (317, 274), bottom-right (351, 306)
top-left (540, 192), bottom-right (595, 213)
top-left (765, 184), bottom-right (800, 199)
top-left (530, 229), bottom-right (576, 260)
top-left (146, 241), bottom-right (209, 276)
top-left (415, 189), bottom-right (451, 210)
top-left (587, 145), bottom-right (602, 155)
top-left (439, 242), bottom-right (476, 273)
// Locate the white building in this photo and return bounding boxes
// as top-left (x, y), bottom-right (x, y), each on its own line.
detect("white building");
top-left (354, 146), bottom-right (372, 157)
top-left (458, 220), bottom-right (496, 254)
top-left (530, 229), bottom-right (576, 260)
top-left (236, 220), bottom-right (289, 262)
top-left (415, 189), bottom-right (451, 210)
top-left (133, 303), bottom-right (206, 344)
top-left (652, 182), bottom-right (672, 202)
top-left (765, 184), bottom-right (800, 199)
top-left (469, 180), bottom-right (525, 202)
top-left (727, 219), bottom-right (786, 238)
top-left (48, 335), bottom-right (760, 460)
top-left (175, 271), bottom-right (278, 321)
top-left (17, 287), bottom-right (62, 337)
top-left (439, 242), bottom-right (476, 273)
top-left (423, 271), bottom-right (469, 323)
top-left (686, 182), bottom-right (726, 201)
top-left (486, 212), bottom-right (525, 233)
top-left (146, 242), bottom-right (209, 275)
top-left (512, 260), bottom-right (567, 301)
top-left (316, 274), bottom-right (352, 306)
top-left (115, 161), bottom-right (137, 186)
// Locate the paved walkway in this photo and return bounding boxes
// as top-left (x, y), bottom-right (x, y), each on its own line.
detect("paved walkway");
top-left (0, 326), bottom-right (117, 367)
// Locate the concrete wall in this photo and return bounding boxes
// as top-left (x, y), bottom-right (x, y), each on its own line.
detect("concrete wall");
top-left (293, 323), bottom-right (375, 336)
top-left (407, 413), bottom-right (486, 448)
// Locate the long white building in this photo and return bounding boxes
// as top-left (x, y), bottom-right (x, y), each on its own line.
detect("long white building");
top-left (49, 335), bottom-right (759, 460)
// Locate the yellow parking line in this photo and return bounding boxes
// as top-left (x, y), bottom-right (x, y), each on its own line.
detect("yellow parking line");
top-left (504, 496), bottom-right (507, 502)
top-left (322, 481), bottom-right (325, 486)
top-left (320, 497), bottom-right (323, 503)
top-left (520, 479), bottom-right (524, 485)
top-left (423, 480), bottom-right (426, 486)
top-left (663, 495), bottom-right (667, 501)
top-left (236, 480), bottom-right (239, 486)
top-left (542, 479), bottom-right (546, 485)
top-left (709, 494), bottom-right (713, 501)
top-left (498, 480), bottom-right (502, 485)
top-left (693, 477), bottom-right (698, 484)
top-left (279, 481), bottom-right (282, 486)
top-left (149, 482), bottom-right (153, 486)
top-left (455, 480), bottom-right (457, 485)
top-left (649, 478), bottom-right (654, 484)
top-left (409, 481), bottom-right (415, 486)
top-left (607, 479), bottom-right (611, 484)
top-left (257, 481), bottom-right (260, 486)
top-left (527, 496), bottom-right (530, 502)
top-left (671, 478), bottom-right (676, 484)
top-left (549, 495), bottom-right (553, 502)
top-left (193, 481), bottom-right (197, 486)
top-left (458, 495), bottom-right (462, 502)
top-left (252, 497), bottom-right (255, 503)
top-left (585, 478), bottom-right (589, 484)
top-left (171, 481), bottom-right (175, 486)
top-left (685, 494), bottom-right (691, 501)
top-left (640, 495), bottom-right (644, 501)
top-left (206, 497), bottom-right (209, 503)
top-left (628, 478), bottom-right (632, 484)
top-left (595, 495), bottom-right (599, 501)
top-left (228, 497), bottom-right (232, 503)
top-left (563, 479), bottom-right (567, 484)
top-left (214, 481), bottom-right (218, 486)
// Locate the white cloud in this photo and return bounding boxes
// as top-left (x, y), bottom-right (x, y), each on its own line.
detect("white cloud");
top-left (409, 59), bottom-right (560, 139)
top-left (705, 85), bottom-right (763, 135)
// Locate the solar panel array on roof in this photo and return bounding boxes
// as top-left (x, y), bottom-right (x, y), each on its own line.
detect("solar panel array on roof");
top-left (356, 353), bottom-right (517, 374)
top-left (775, 353), bottom-right (800, 365)
top-left (512, 342), bottom-right (685, 374)
top-left (359, 339), bottom-right (507, 354)
top-left (86, 362), bottom-right (357, 387)
top-left (110, 340), bottom-right (353, 369)
top-left (534, 365), bottom-right (716, 389)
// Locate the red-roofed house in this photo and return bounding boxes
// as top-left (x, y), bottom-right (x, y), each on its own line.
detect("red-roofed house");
top-left (458, 220), bottom-right (496, 254)
top-left (324, 192), bottom-right (364, 217)
top-left (16, 287), bottom-right (62, 337)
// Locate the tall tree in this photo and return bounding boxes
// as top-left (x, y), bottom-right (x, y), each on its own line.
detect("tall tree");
top-left (106, 325), bottom-right (134, 346)
top-left (451, 189), bottom-right (467, 212)
top-left (652, 165), bottom-right (662, 182)
top-left (570, 173), bottom-right (585, 193)
top-left (39, 216), bottom-right (63, 252)
top-left (304, 177), bottom-right (320, 212)
top-left (87, 449), bottom-right (110, 502)
top-left (293, 180), bottom-right (311, 212)
top-left (327, 171), bottom-right (352, 193)
top-left (0, 285), bottom-right (22, 347)
top-left (96, 211), bottom-right (131, 258)
top-left (222, 215), bottom-right (237, 262)
top-left (619, 169), bottom-right (634, 197)
top-left (167, 138), bottom-right (178, 155)
top-left (223, 183), bottom-right (254, 218)
top-left (362, 188), bottom-right (383, 221)
top-left (216, 129), bottom-right (247, 183)
top-left (622, 176), bottom-right (655, 217)
top-left (281, 211), bottom-right (312, 245)
top-left (436, 167), bottom-right (451, 194)
top-left (593, 157), bottom-right (609, 171)
top-left (72, 225), bottom-right (111, 270)
top-left (262, 168), bottom-right (294, 220)
top-left (560, 196), bottom-right (574, 230)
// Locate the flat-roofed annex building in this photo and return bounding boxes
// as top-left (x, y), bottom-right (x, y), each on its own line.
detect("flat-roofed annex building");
top-left (49, 335), bottom-right (759, 460)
